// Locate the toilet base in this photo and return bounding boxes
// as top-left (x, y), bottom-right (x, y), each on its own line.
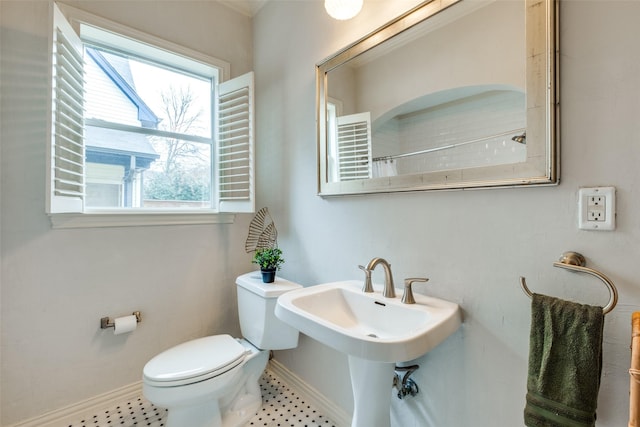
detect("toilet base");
top-left (162, 394), bottom-right (262, 427)
top-left (165, 403), bottom-right (222, 427)
top-left (221, 394), bottom-right (262, 427)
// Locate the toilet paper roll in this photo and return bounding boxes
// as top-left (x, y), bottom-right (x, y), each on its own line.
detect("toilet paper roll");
top-left (113, 315), bottom-right (137, 335)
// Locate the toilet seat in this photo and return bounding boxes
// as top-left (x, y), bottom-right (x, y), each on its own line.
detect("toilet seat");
top-left (143, 335), bottom-right (247, 387)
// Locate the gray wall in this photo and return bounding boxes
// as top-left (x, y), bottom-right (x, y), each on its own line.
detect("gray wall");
top-left (0, 1), bottom-right (253, 424)
top-left (254, 1), bottom-right (640, 426)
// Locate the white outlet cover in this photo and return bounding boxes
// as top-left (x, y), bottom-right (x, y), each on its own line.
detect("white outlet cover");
top-left (578, 186), bottom-right (616, 230)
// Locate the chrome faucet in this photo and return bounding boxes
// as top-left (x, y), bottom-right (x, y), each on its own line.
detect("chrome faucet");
top-left (359, 257), bottom-right (396, 298)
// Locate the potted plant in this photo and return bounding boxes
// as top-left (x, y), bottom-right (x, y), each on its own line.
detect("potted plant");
top-left (252, 247), bottom-right (285, 283)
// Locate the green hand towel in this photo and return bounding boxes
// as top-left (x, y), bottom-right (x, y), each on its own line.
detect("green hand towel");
top-left (524, 293), bottom-right (605, 427)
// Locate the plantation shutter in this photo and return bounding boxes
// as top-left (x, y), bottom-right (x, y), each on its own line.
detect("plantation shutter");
top-left (217, 71), bottom-right (255, 213)
top-left (336, 112), bottom-right (372, 181)
top-left (47, 4), bottom-right (85, 214)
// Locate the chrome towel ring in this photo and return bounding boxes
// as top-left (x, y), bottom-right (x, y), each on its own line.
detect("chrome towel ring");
top-left (520, 251), bottom-right (618, 315)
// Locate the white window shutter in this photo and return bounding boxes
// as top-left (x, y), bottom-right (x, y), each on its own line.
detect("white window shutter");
top-left (217, 71), bottom-right (255, 213)
top-left (336, 112), bottom-right (372, 181)
top-left (47, 4), bottom-right (85, 214)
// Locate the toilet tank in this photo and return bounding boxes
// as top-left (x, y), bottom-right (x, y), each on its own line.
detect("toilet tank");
top-left (236, 272), bottom-right (302, 350)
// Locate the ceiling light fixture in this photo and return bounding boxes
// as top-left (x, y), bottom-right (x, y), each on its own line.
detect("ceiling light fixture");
top-left (324, 0), bottom-right (363, 21)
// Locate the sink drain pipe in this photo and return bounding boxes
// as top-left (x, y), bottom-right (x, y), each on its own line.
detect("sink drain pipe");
top-left (393, 364), bottom-right (419, 399)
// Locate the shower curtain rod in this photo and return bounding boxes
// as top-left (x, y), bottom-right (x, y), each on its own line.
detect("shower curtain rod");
top-left (372, 128), bottom-right (525, 162)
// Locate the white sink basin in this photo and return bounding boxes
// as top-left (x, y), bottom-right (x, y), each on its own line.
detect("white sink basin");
top-left (275, 280), bottom-right (461, 363)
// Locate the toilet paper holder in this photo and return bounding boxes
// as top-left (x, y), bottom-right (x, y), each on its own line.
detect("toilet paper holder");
top-left (100, 311), bottom-right (142, 329)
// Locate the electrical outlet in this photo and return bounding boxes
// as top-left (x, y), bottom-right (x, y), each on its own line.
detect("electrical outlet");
top-left (578, 187), bottom-right (615, 230)
top-left (587, 196), bottom-right (606, 221)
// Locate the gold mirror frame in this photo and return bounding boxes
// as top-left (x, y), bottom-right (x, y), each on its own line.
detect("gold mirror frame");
top-left (316, 0), bottom-right (558, 196)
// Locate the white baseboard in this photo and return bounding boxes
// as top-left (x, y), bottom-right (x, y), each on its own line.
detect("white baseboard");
top-left (268, 359), bottom-right (351, 427)
top-left (7, 382), bottom-right (142, 427)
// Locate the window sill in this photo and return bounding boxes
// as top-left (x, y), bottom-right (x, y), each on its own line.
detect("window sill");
top-left (49, 211), bottom-right (236, 229)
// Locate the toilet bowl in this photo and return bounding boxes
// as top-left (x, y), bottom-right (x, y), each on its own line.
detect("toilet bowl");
top-left (142, 273), bottom-right (302, 427)
top-left (143, 335), bottom-right (268, 427)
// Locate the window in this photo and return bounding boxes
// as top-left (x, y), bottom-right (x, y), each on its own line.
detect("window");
top-left (47, 4), bottom-right (254, 226)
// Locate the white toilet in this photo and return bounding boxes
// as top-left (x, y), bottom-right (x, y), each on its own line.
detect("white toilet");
top-left (142, 272), bottom-right (302, 427)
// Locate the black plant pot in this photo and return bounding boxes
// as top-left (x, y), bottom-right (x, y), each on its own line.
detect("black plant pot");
top-left (261, 268), bottom-right (276, 283)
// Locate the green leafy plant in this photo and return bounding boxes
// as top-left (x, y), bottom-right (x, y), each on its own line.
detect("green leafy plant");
top-left (252, 247), bottom-right (284, 270)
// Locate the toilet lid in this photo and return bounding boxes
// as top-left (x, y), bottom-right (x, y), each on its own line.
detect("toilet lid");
top-left (143, 335), bottom-right (247, 386)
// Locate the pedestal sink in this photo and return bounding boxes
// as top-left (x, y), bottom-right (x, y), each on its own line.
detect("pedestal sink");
top-left (275, 280), bottom-right (461, 427)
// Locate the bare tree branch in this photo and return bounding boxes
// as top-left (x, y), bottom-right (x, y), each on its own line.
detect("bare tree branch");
top-left (156, 85), bottom-right (204, 173)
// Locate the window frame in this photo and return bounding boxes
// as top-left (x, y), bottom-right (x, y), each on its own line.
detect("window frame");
top-left (48, 3), bottom-right (254, 228)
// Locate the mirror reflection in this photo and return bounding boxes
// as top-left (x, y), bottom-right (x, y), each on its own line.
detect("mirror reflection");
top-left (317, 0), bottom-right (558, 195)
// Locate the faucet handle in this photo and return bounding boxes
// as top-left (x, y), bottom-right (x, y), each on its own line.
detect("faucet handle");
top-left (358, 265), bottom-right (374, 293)
top-left (402, 277), bottom-right (429, 304)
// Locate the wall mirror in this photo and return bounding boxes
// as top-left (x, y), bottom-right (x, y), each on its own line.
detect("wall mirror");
top-left (316, 0), bottom-right (558, 196)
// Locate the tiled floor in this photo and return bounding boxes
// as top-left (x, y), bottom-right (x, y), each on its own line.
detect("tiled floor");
top-left (66, 370), bottom-right (337, 427)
